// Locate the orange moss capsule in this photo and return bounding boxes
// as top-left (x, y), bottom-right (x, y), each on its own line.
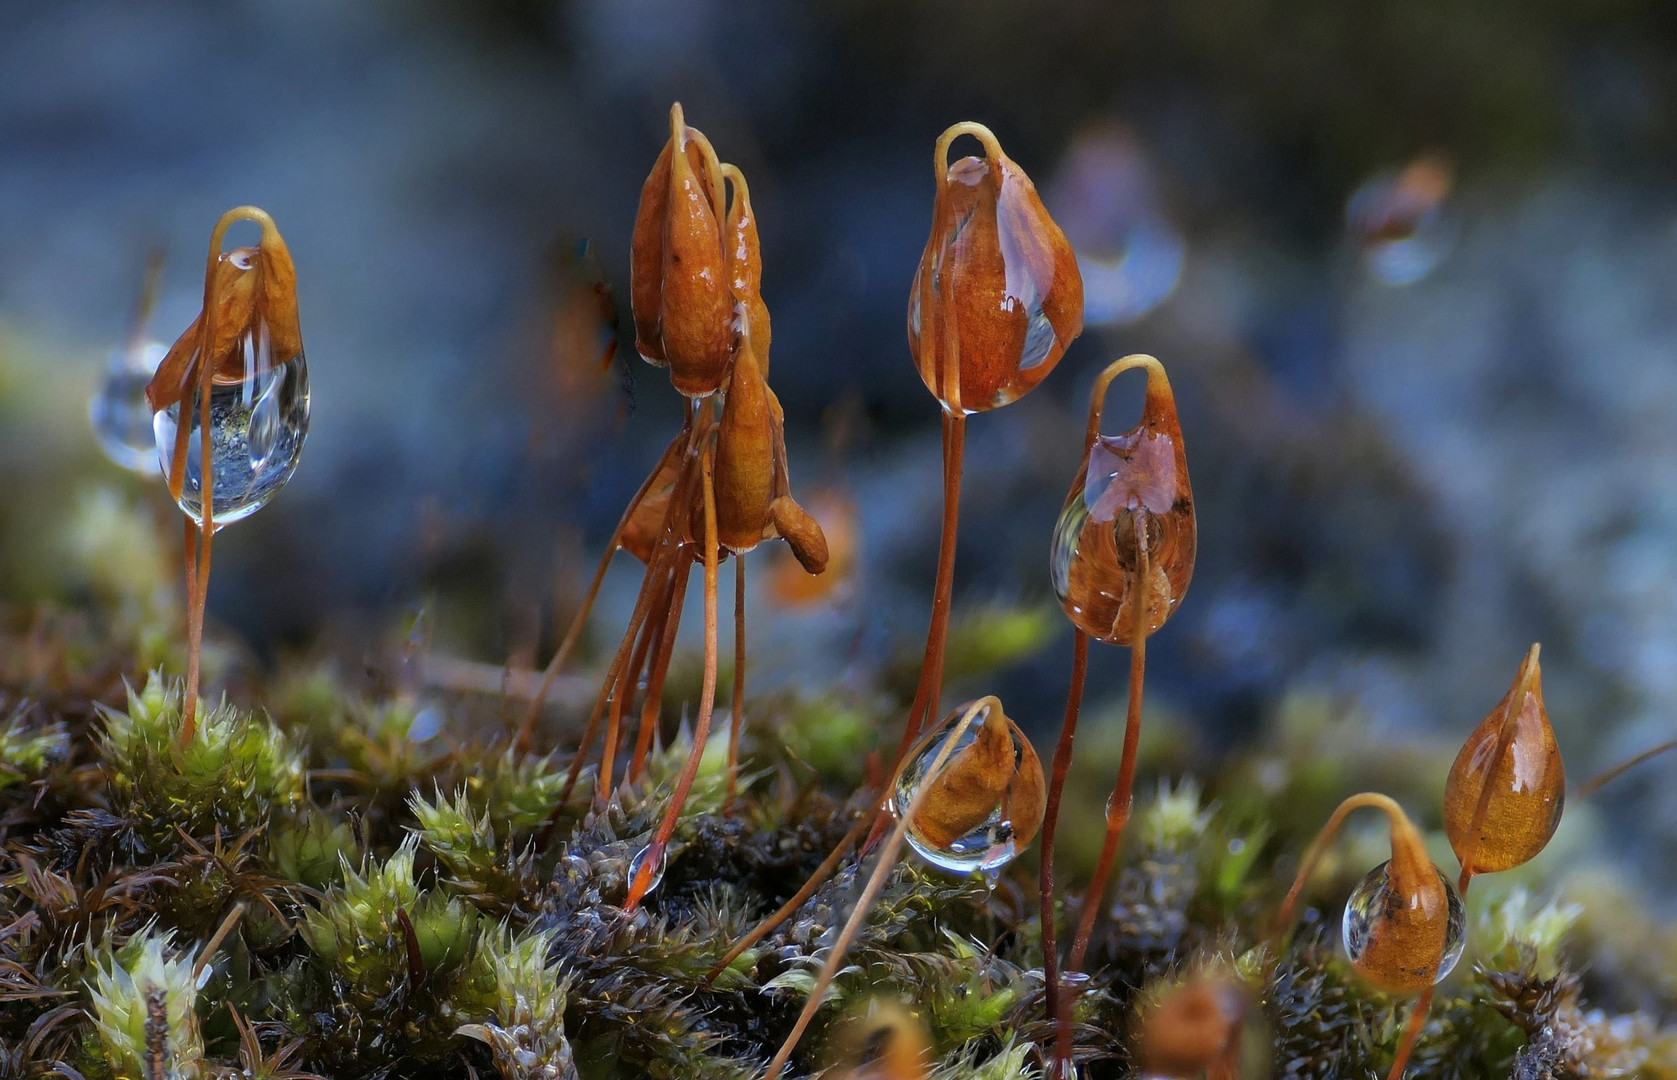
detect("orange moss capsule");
top-left (722, 164), bottom-right (771, 375)
top-left (891, 698), bottom-right (1045, 875)
top-left (826, 1002), bottom-right (931, 1080)
top-left (1444, 645), bottom-right (1564, 875)
top-left (629, 103), bottom-right (732, 397)
top-left (908, 122), bottom-right (1083, 414)
top-left (1050, 355), bottom-right (1194, 645)
top-left (1341, 806), bottom-right (1464, 994)
top-left (1137, 977), bottom-right (1250, 1080)
top-left (147, 216), bottom-right (300, 415)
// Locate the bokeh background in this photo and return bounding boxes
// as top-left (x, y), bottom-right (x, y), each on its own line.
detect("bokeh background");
top-left (3, 1), bottom-right (1675, 900)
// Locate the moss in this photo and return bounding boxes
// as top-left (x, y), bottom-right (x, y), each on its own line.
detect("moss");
top-left (1, 651), bottom-right (1673, 1079)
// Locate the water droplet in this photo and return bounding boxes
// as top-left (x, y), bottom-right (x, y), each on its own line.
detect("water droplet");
top-left (90, 341), bottom-right (168, 474)
top-left (1346, 156), bottom-right (1456, 286)
top-left (628, 844), bottom-right (665, 897)
top-left (890, 700), bottom-right (1046, 876)
top-left (1342, 859), bottom-right (1465, 987)
top-left (153, 330), bottom-right (309, 529)
top-left (1050, 432), bottom-right (1193, 645)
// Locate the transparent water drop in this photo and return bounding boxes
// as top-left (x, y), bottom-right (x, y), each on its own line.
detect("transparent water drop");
top-left (1342, 859), bottom-right (1465, 984)
top-left (890, 701), bottom-right (1044, 876)
top-left (153, 327), bottom-right (309, 529)
top-left (628, 844), bottom-right (665, 898)
top-left (90, 341), bottom-right (168, 474)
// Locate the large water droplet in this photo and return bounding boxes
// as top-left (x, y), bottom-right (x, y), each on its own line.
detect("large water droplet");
top-left (153, 332), bottom-right (309, 529)
top-left (890, 702), bottom-right (1043, 876)
top-left (1342, 859), bottom-right (1465, 984)
top-left (628, 844), bottom-right (666, 898)
top-left (90, 341), bottom-right (168, 475)
top-left (1049, 436), bottom-right (1190, 645)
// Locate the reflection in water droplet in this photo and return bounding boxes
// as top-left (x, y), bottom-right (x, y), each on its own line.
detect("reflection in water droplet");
top-left (1342, 859), bottom-right (1465, 984)
top-left (91, 342), bottom-right (168, 475)
top-left (890, 702), bottom-right (1043, 876)
top-left (153, 331), bottom-right (309, 529)
top-left (628, 844), bottom-right (665, 897)
top-left (1346, 157), bottom-right (1456, 286)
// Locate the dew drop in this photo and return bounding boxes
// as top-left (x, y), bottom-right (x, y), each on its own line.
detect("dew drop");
top-left (628, 844), bottom-right (665, 898)
top-left (890, 700), bottom-right (1045, 876)
top-left (153, 331), bottom-right (309, 529)
top-left (90, 341), bottom-right (168, 475)
top-left (1342, 859), bottom-right (1465, 986)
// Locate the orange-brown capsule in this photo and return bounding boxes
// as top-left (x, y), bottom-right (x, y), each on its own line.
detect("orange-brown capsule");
top-left (1137, 977), bottom-right (1249, 1080)
top-left (893, 698), bottom-right (1045, 874)
top-left (1444, 645), bottom-right (1564, 875)
top-left (629, 103), bottom-right (733, 397)
top-left (1050, 355), bottom-right (1194, 645)
top-left (713, 334), bottom-right (777, 552)
top-left (826, 1002), bottom-right (931, 1080)
top-left (146, 214), bottom-right (301, 413)
top-left (908, 122), bottom-right (1083, 414)
top-left (722, 164), bottom-right (771, 375)
top-left (1341, 808), bottom-right (1464, 995)
top-left (769, 489), bottom-right (856, 606)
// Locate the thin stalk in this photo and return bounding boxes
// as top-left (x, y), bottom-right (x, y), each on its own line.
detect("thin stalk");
top-left (761, 698), bottom-right (995, 1080)
top-left (874, 409), bottom-right (965, 850)
top-left (598, 566), bottom-right (670, 807)
top-left (624, 445), bottom-right (721, 913)
top-left (1269, 791), bottom-right (1415, 940)
top-left (726, 554), bottom-right (747, 811)
top-left (1044, 629), bottom-right (1090, 1075)
top-left (702, 797), bottom-right (879, 985)
top-left (514, 430), bottom-right (687, 753)
top-left (1066, 517), bottom-right (1151, 973)
top-left (629, 557), bottom-right (692, 784)
top-left (1574, 738), bottom-right (1676, 801)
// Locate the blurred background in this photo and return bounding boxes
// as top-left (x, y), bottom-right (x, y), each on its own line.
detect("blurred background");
top-left (2, 1), bottom-right (1675, 900)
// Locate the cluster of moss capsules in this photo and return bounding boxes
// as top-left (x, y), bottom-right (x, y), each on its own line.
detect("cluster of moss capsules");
top-left (0, 104), bottom-right (1675, 1080)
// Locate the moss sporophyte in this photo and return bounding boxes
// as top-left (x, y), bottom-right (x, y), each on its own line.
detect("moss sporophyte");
top-left (2, 104), bottom-right (1676, 1080)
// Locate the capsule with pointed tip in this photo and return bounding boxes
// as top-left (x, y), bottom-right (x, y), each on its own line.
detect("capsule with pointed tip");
top-left (1444, 645), bottom-right (1564, 875)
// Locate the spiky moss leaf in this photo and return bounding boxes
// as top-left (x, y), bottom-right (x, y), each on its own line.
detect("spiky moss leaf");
top-left (455, 925), bottom-right (577, 1080)
top-left (267, 811), bottom-right (356, 892)
top-left (929, 1036), bottom-right (1038, 1080)
top-left (0, 708), bottom-right (68, 790)
top-left (98, 672), bottom-right (304, 848)
top-left (411, 787), bottom-right (538, 912)
top-left (1265, 932), bottom-right (1382, 1080)
top-left (468, 750), bottom-right (571, 832)
top-left (83, 927), bottom-right (204, 1080)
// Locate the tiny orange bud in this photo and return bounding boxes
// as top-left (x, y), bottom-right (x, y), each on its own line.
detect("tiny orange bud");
top-left (1138, 977), bottom-right (1249, 1080)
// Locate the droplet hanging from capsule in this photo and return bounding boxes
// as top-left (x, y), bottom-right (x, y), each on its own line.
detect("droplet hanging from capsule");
top-left (907, 122), bottom-right (1084, 414)
top-left (890, 697), bottom-right (1045, 876)
top-left (147, 209), bottom-right (310, 529)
